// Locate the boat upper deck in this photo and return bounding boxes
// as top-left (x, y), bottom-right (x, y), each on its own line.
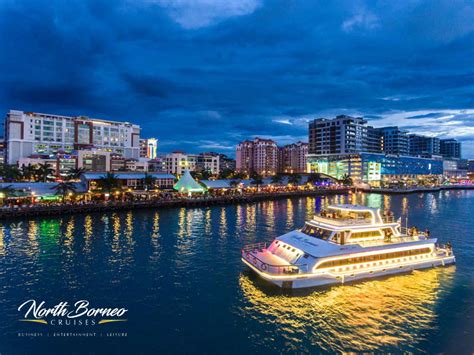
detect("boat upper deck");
top-left (311, 204), bottom-right (397, 228)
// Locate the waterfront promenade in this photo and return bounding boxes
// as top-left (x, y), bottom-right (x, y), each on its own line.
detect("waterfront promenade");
top-left (0, 187), bottom-right (350, 219)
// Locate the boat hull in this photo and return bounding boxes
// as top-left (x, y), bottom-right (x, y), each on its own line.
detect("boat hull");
top-left (242, 255), bottom-right (456, 289)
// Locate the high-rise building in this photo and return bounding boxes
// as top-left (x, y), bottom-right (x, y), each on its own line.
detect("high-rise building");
top-left (140, 138), bottom-right (158, 159)
top-left (365, 126), bottom-right (383, 153)
top-left (440, 139), bottom-right (461, 159)
top-left (309, 115), bottom-right (368, 155)
top-left (236, 137), bottom-right (278, 176)
top-left (236, 140), bottom-right (254, 175)
top-left (377, 126), bottom-right (409, 155)
top-left (5, 110), bottom-right (141, 164)
top-left (408, 135), bottom-right (440, 156)
top-left (278, 141), bottom-right (308, 173)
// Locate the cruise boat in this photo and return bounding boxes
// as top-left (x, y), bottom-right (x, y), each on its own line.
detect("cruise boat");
top-left (241, 204), bottom-right (455, 289)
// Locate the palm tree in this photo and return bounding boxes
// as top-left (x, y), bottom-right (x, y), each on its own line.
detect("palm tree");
top-left (21, 164), bottom-right (37, 181)
top-left (250, 173), bottom-right (263, 190)
top-left (288, 174), bottom-right (301, 185)
top-left (142, 173), bottom-right (156, 191)
top-left (66, 167), bottom-right (86, 181)
top-left (97, 172), bottom-right (121, 193)
top-left (36, 163), bottom-right (54, 182)
top-left (271, 174), bottom-right (283, 185)
top-left (50, 181), bottom-right (77, 200)
top-left (0, 165), bottom-right (22, 182)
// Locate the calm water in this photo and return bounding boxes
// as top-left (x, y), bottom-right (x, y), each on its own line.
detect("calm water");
top-left (1, 191), bottom-right (474, 354)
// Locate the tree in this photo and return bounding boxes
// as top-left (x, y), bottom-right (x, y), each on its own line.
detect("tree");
top-left (231, 172), bottom-right (246, 180)
top-left (340, 173), bottom-right (353, 186)
top-left (219, 168), bottom-right (234, 179)
top-left (97, 172), bottom-right (121, 193)
top-left (36, 163), bottom-right (54, 182)
top-left (0, 164), bottom-right (22, 182)
top-left (271, 174), bottom-right (283, 184)
top-left (50, 181), bottom-right (77, 200)
top-left (21, 164), bottom-right (37, 181)
top-left (191, 170), bottom-right (212, 181)
top-left (66, 167), bottom-right (86, 181)
top-left (142, 173), bottom-right (156, 191)
top-left (288, 174), bottom-right (301, 185)
top-left (250, 173), bottom-right (263, 190)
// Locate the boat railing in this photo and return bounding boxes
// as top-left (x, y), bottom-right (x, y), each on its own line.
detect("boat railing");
top-left (381, 216), bottom-right (396, 223)
top-left (312, 215), bottom-right (372, 225)
top-left (241, 243), bottom-right (303, 275)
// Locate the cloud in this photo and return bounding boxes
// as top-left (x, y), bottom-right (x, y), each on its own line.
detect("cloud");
top-left (342, 9), bottom-right (380, 32)
top-left (1, 0), bottom-right (473, 156)
top-left (148, 0), bottom-right (262, 29)
top-left (273, 119), bottom-right (292, 125)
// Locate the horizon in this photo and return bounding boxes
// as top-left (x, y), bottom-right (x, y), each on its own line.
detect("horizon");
top-left (1, 1), bottom-right (473, 157)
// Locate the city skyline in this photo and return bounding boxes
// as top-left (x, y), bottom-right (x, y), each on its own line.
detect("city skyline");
top-left (1, 1), bottom-right (473, 156)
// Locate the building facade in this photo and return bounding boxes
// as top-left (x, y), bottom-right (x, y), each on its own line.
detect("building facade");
top-left (5, 110), bottom-right (141, 165)
top-left (377, 126), bottom-right (409, 155)
top-left (309, 115), bottom-right (368, 155)
top-left (278, 141), bottom-right (308, 173)
top-left (307, 153), bottom-right (443, 185)
top-left (140, 138), bottom-right (158, 159)
top-left (165, 151), bottom-right (197, 175)
top-left (440, 139), bottom-right (461, 159)
top-left (236, 138), bottom-right (278, 176)
top-left (408, 135), bottom-right (440, 156)
top-left (196, 153), bottom-right (220, 175)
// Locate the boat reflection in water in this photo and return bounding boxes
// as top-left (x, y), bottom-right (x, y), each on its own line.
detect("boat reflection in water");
top-left (239, 266), bottom-right (455, 352)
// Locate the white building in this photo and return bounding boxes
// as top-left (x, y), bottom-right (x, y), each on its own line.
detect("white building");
top-left (165, 152), bottom-right (198, 175)
top-left (5, 110), bottom-right (141, 164)
top-left (197, 153), bottom-right (220, 175)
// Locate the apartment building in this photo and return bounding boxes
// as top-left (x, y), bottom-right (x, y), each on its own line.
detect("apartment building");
top-left (236, 137), bottom-right (278, 176)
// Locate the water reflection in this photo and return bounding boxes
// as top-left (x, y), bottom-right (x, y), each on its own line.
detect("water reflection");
top-left (239, 267), bottom-right (455, 352)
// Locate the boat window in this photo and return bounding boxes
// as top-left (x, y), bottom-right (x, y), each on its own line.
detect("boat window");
top-left (349, 230), bottom-right (382, 239)
top-left (301, 224), bottom-right (332, 240)
top-left (315, 247), bottom-right (431, 269)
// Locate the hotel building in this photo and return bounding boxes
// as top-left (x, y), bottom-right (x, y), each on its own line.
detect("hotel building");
top-left (236, 137), bottom-right (278, 176)
top-left (278, 141), bottom-right (308, 173)
top-left (5, 110), bottom-right (141, 165)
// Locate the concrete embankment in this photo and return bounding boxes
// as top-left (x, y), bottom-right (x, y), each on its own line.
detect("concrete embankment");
top-left (0, 188), bottom-right (350, 220)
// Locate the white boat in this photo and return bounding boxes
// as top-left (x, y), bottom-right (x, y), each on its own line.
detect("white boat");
top-left (241, 204), bottom-right (455, 289)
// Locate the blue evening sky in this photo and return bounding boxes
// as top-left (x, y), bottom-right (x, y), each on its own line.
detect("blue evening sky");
top-left (1, 1), bottom-right (473, 157)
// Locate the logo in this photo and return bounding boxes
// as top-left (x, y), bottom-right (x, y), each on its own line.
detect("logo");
top-left (18, 299), bottom-right (128, 326)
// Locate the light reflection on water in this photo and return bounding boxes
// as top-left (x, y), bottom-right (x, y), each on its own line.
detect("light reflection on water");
top-left (239, 267), bottom-right (456, 353)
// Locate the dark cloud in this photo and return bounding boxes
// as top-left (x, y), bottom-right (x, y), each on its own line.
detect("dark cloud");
top-left (0, 0), bottom-right (473, 156)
